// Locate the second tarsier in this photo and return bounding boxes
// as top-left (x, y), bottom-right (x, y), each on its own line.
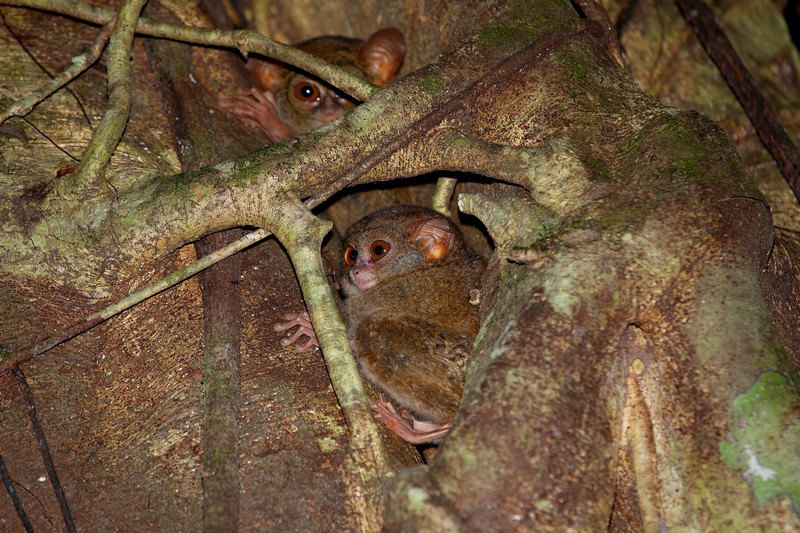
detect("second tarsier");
top-left (220, 27), bottom-right (406, 143)
top-left (277, 206), bottom-right (486, 445)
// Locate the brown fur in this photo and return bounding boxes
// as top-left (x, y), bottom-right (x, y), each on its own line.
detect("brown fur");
top-left (221, 28), bottom-right (405, 143)
top-left (342, 206), bottom-right (485, 426)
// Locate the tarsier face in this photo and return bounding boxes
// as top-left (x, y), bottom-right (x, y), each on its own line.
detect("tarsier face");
top-left (283, 72), bottom-right (358, 130)
top-left (342, 206), bottom-right (455, 294)
top-left (231, 28), bottom-right (405, 143)
top-left (343, 236), bottom-right (396, 292)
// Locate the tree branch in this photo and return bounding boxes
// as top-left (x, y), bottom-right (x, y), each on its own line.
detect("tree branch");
top-left (0, 0), bottom-right (377, 101)
top-left (431, 177), bottom-right (456, 216)
top-left (67, 0), bottom-right (148, 196)
top-left (197, 231), bottom-right (242, 531)
top-left (264, 198), bottom-right (391, 526)
top-left (426, 130), bottom-right (594, 214)
top-left (140, 8), bottom-right (245, 526)
top-left (0, 20), bottom-right (113, 126)
top-left (675, 0), bottom-right (800, 202)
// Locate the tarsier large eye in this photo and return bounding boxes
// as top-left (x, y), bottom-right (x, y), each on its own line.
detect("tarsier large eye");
top-left (344, 246), bottom-right (358, 267)
top-left (294, 81), bottom-right (321, 102)
top-left (370, 240), bottom-right (391, 261)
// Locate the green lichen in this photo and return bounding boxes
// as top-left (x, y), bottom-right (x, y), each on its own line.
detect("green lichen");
top-left (436, 440), bottom-right (500, 501)
top-left (313, 409), bottom-right (347, 454)
top-left (479, 21), bottom-right (523, 45)
top-left (417, 74), bottom-right (443, 93)
top-left (542, 253), bottom-right (600, 317)
top-left (526, 216), bottom-right (585, 251)
top-left (720, 371), bottom-right (800, 511)
top-left (406, 487), bottom-right (430, 512)
top-left (618, 220), bottom-right (681, 280)
top-left (577, 151), bottom-right (613, 183)
top-left (509, 0), bottom-right (566, 34)
top-left (349, 100), bottom-right (386, 137)
top-left (317, 437), bottom-right (337, 453)
top-left (559, 49), bottom-right (590, 83)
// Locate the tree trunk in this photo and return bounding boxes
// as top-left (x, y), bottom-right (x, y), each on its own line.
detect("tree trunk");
top-left (0, 0), bottom-right (798, 530)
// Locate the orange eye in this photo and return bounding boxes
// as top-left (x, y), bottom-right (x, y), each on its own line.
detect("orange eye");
top-left (294, 81), bottom-right (320, 102)
top-left (370, 240), bottom-right (390, 261)
top-left (344, 246), bottom-right (357, 266)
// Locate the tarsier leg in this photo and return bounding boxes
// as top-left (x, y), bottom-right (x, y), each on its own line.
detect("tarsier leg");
top-left (273, 311), bottom-right (319, 351)
top-left (371, 400), bottom-right (451, 445)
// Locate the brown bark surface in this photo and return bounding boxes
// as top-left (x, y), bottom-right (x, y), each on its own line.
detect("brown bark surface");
top-left (0, 0), bottom-right (798, 531)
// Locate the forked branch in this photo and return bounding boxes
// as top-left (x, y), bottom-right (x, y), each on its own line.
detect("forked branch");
top-left (1, 0), bottom-right (377, 101)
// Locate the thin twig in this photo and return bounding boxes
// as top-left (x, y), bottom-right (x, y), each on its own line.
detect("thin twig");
top-left (72, 0), bottom-right (148, 193)
top-left (0, 227), bottom-right (270, 371)
top-left (15, 115), bottom-right (81, 161)
top-left (14, 367), bottom-right (76, 533)
top-left (0, 9), bottom-right (93, 127)
top-left (431, 176), bottom-right (457, 216)
top-left (1, 0), bottom-right (377, 101)
top-left (0, 20), bottom-right (114, 125)
top-left (675, 0), bottom-right (800, 201)
top-left (0, 454), bottom-right (34, 533)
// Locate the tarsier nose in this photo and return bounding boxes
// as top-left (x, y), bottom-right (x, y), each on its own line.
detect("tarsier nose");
top-left (321, 111), bottom-right (342, 123)
top-left (319, 102), bottom-right (344, 123)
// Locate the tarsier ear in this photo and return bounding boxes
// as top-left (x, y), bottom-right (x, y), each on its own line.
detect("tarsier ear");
top-left (412, 217), bottom-right (453, 261)
top-left (357, 27), bottom-right (406, 87)
top-left (246, 59), bottom-right (287, 92)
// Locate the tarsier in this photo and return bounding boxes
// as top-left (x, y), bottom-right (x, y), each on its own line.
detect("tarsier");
top-left (220, 27), bottom-right (406, 143)
top-left (276, 206), bottom-right (486, 444)
top-left (223, 29), bottom-right (483, 444)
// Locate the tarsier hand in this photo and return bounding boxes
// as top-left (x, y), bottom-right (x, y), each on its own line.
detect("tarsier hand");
top-left (217, 89), bottom-right (293, 143)
top-left (273, 311), bottom-right (319, 351)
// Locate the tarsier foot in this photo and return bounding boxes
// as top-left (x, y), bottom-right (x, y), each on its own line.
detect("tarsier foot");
top-left (371, 400), bottom-right (451, 445)
top-left (273, 311), bottom-right (319, 351)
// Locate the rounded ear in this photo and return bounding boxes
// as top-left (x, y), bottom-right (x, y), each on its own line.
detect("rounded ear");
top-left (411, 217), bottom-right (453, 261)
top-left (246, 58), bottom-right (288, 92)
top-left (357, 27), bottom-right (406, 87)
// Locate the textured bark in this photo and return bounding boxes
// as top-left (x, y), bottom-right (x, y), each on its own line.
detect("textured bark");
top-left (144, 2), bottom-right (250, 528)
top-left (0, 0), bottom-right (798, 531)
